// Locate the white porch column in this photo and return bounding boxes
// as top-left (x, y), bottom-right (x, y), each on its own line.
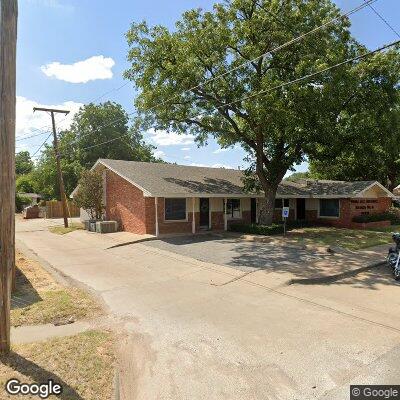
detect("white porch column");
top-left (224, 197), bottom-right (228, 231)
top-left (155, 197), bottom-right (159, 237)
top-left (192, 197), bottom-right (196, 234)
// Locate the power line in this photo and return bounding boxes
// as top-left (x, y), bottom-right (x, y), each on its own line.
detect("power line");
top-left (31, 132), bottom-right (52, 158)
top-left (61, 38), bottom-right (400, 155)
top-left (363, 0), bottom-right (400, 39)
top-left (25, 0), bottom-right (378, 159)
top-left (61, 0), bottom-right (375, 151)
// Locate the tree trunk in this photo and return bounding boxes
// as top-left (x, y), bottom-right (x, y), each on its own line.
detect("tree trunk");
top-left (387, 171), bottom-right (397, 192)
top-left (258, 185), bottom-right (277, 226)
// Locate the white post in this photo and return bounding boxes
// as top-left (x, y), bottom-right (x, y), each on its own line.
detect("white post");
top-left (224, 198), bottom-right (228, 231)
top-left (192, 197), bottom-right (196, 234)
top-left (155, 197), bottom-right (159, 237)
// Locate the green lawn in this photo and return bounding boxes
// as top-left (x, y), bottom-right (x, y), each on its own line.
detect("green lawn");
top-left (0, 330), bottom-right (115, 400)
top-left (286, 227), bottom-right (393, 250)
top-left (49, 222), bottom-right (83, 235)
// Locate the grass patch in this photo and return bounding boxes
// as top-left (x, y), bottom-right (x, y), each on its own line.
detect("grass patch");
top-left (49, 223), bottom-right (83, 235)
top-left (11, 253), bottom-right (102, 327)
top-left (286, 227), bottom-right (392, 250)
top-left (0, 330), bottom-right (114, 400)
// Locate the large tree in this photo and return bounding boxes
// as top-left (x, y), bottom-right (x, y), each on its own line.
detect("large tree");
top-left (309, 48), bottom-right (400, 191)
top-left (15, 151), bottom-right (33, 176)
top-left (124, 0), bottom-right (359, 224)
top-left (33, 102), bottom-right (158, 199)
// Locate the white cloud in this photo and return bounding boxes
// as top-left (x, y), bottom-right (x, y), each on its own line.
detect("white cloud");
top-left (212, 163), bottom-right (234, 169)
top-left (181, 147), bottom-right (191, 151)
top-left (213, 148), bottom-right (229, 154)
top-left (146, 129), bottom-right (195, 146)
top-left (41, 55), bottom-right (115, 84)
top-left (190, 162), bottom-right (234, 169)
top-left (184, 155), bottom-right (191, 160)
top-left (16, 96), bottom-right (83, 139)
top-left (153, 150), bottom-right (165, 158)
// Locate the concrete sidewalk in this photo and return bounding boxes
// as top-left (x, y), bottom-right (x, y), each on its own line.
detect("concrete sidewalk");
top-left (16, 218), bottom-right (400, 400)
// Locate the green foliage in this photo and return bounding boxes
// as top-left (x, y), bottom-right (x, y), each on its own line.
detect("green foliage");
top-left (124, 0), bottom-right (358, 223)
top-left (73, 170), bottom-right (104, 220)
top-left (309, 48), bottom-right (400, 190)
top-left (31, 102), bottom-right (158, 200)
top-left (284, 172), bottom-right (311, 182)
top-left (15, 194), bottom-right (32, 212)
top-left (16, 151), bottom-right (33, 176)
top-left (229, 223), bottom-right (285, 235)
top-left (230, 220), bottom-right (322, 235)
top-left (16, 174), bottom-right (36, 193)
top-left (353, 208), bottom-right (400, 224)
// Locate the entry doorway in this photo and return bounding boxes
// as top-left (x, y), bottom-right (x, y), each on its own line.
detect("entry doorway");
top-left (199, 198), bottom-right (210, 228)
top-left (296, 198), bottom-right (306, 220)
top-left (251, 198), bottom-right (257, 224)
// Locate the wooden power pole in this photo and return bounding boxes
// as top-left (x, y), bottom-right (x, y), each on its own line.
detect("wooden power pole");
top-left (0, 0), bottom-right (18, 356)
top-left (33, 107), bottom-right (70, 228)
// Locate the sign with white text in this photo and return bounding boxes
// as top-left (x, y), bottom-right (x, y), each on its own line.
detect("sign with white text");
top-left (282, 207), bottom-right (290, 219)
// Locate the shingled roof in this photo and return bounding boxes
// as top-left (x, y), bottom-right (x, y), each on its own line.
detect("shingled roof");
top-left (76, 159), bottom-right (392, 199)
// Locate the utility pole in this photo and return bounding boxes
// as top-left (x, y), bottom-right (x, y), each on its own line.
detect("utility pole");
top-left (0, 0), bottom-right (18, 356)
top-left (33, 107), bottom-right (70, 228)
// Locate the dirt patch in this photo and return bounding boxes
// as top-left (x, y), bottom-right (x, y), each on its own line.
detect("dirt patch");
top-left (11, 252), bottom-right (103, 327)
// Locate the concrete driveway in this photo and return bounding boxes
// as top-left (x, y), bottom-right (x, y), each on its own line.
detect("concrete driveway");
top-left (15, 218), bottom-right (400, 400)
top-left (143, 234), bottom-right (328, 271)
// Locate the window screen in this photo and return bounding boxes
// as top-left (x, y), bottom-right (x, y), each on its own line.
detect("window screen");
top-left (226, 199), bottom-right (241, 219)
top-left (165, 198), bottom-right (186, 220)
top-left (319, 199), bottom-right (340, 217)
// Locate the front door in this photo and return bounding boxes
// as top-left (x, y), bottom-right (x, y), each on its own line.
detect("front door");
top-left (199, 198), bottom-right (210, 227)
top-left (251, 198), bottom-right (257, 223)
top-left (296, 198), bottom-right (306, 220)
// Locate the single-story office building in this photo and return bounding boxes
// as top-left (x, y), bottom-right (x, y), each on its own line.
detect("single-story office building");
top-left (72, 159), bottom-right (394, 236)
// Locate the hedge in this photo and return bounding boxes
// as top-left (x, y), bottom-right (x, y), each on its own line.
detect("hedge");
top-left (352, 209), bottom-right (400, 224)
top-left (229, 220), bottom-right (321, 236)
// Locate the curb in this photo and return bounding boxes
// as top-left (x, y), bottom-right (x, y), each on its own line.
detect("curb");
top-left (286, 260), bottom-right (386, 285)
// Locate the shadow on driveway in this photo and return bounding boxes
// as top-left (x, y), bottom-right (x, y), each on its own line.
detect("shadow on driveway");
top-left (143, 234), bottom-right (400, 290)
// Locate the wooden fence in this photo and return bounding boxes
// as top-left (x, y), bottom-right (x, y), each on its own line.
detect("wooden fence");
top-left (45, 201), bottom-right (80, 219)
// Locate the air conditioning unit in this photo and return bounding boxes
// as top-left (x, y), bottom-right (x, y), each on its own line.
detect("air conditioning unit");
top-left (95, 221), bottom-right (118, 234)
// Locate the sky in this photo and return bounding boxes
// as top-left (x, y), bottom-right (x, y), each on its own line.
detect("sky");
top-left (17, 0), bottom-right (400, 174)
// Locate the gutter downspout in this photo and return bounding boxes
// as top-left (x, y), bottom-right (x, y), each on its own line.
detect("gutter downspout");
top-left (192, 197), bottom-right (196, 234)
top-left (155, 197), bottom-right (159, 237)
top-left (224, 198), bottom-right (228, 231)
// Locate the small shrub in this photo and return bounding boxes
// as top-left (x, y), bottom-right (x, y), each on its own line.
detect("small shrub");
top-left (229, 223), bottom-right (285, 235)
top-left (15, 194), bottom-right (31, 212)
top-left (352, 212), bottom-right (395, 224)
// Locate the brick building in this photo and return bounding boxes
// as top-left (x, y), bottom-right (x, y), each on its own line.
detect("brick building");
top-left (72, 159), bottom-right (394, 236)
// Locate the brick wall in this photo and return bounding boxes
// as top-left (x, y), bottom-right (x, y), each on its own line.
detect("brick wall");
top-left (156, 197), bottom-right (198, 235)
top-left (317, 197), bottom-right (392, 228)
top-left (106, 170), bottom-right (148, 234)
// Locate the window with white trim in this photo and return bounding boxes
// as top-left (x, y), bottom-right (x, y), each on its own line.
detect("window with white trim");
top-left (225, 199), bottom-right (241, 219)
top-left (319, 199), bottom-right (340, 218)
top-left (165, 198), bottom-right (186, 221)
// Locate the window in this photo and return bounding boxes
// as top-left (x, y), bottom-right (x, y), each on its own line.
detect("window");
top-left (274, 199), bottom-right (289, 209)
top-left (319, 199), bottom-right (340, 218)
top-left (165, 198), bottom-right (187, 221)
top-left (225, 199), bottom-right (241, 219)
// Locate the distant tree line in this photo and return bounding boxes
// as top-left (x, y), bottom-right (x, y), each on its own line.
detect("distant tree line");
top-left (16, 101), bottom-right (160, 200)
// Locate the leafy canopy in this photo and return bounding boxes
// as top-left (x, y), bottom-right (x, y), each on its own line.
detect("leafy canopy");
top-left (124, 0), bottom-right (358, 223)
top-left (309, 48), bottom-right (400, 190)
top-left (31, 102), bottom-right (158, 200)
